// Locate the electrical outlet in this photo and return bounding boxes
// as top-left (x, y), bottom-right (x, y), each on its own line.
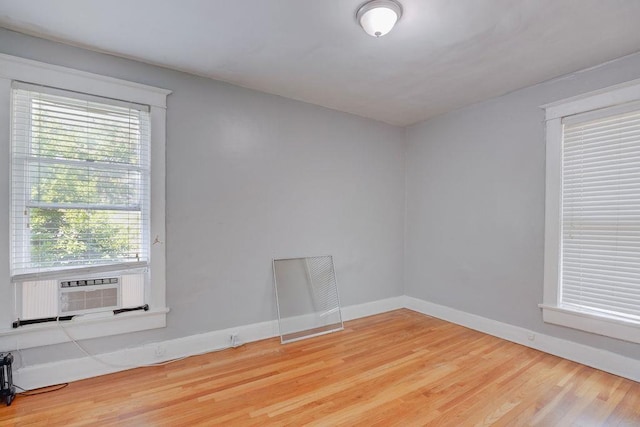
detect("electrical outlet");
top-left (230, 333), bottom-right (239, 348)
top-left (154, 345), bottom-right (166, 358)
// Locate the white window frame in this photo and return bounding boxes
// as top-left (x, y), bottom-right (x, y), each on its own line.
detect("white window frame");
top-left (541, 78), bottom-right (640, 344)
top-left (0, 53), bottom-right (170, 350)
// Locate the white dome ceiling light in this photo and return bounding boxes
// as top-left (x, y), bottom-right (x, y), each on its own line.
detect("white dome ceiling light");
top-left (356, 0), bottom-right (402, 38)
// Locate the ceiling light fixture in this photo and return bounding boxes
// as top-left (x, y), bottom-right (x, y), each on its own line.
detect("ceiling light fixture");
top-left (356, 0), bottom-right (402, 38)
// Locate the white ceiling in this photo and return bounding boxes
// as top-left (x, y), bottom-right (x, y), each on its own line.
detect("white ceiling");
top-left (1, 0), bottom-right (640, 126)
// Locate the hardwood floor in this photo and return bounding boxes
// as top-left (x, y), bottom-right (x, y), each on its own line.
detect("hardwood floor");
top-left (1, 309), bottom-right (639, 426)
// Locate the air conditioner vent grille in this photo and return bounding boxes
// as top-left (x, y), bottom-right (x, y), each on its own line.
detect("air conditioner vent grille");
top-left (61, 288), bottom-right (119, 313)
top-left (60, 277), bottom-right (119, 288)
top-left (58, 276), bottom-right (121, 315)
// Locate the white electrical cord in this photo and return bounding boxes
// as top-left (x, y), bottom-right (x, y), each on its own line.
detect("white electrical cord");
top-left (56, 318), bottom-right (242, 370)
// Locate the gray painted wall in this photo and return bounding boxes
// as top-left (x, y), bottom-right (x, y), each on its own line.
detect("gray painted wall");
top-left (0, 28), bottom-right (406, 366)
top-left (2, 26), bottom-right (639, 369)
top-left (405, 52), bottom-right (640, 360)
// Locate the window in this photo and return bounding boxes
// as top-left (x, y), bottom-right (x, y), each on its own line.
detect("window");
top-left (12, 85), bottom-right (150, 276)
top-left (0, 54), bottom-right (169, 349)
top-left (542, 79), bottom-right (640, 344)
top-left (11, 85), bottom-right (150, 319)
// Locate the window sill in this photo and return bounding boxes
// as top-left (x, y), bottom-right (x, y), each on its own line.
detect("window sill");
top-left (539, 304), bottom-right (640, 344)
top-left (0, 307), bottom-right (169, 350)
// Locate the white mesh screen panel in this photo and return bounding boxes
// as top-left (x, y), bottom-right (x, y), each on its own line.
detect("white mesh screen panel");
top-left (273, 256), bottom-right (343, 343)
top-left (305, 256), bottom-right (340, 315)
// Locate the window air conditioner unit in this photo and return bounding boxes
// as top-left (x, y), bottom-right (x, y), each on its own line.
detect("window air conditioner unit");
top-left (58, 276), bottom-right (121, 316)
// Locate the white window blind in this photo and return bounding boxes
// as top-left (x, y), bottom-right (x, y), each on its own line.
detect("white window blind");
top-left (561, 104), bottom-right (640, 321)
top-left (11, 83), bottom-right (151, 280)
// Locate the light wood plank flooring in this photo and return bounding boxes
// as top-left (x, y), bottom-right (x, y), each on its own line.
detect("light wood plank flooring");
top-left (1, 309), bottom-right (639, 426)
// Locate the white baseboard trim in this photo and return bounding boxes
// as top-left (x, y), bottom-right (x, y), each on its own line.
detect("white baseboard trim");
top-left (404, 296), bottom-right (640, 383)
top-left (278, 309), bottom-right (342, 334)
top-left (14, 295), bottom-right (638, 390)
top-left (13, 295), bottom-right (404, 390)
top-left (342, 295), bottom-right (405, 321)
top-left (13, 319), bottom-right (281, 391)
